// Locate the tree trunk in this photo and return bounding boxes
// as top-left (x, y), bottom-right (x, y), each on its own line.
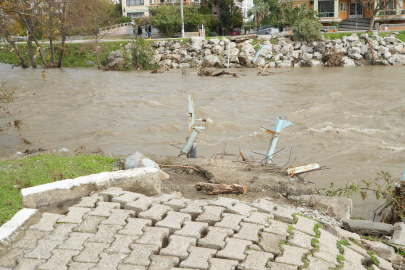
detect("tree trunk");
top-left (95, 37), bottom-right (100, 69)
top-left (212, 0), bottom-right (220, 20)
top-left (8, 40), bottom-right (29, 68)
top-left (49, 12), bottom-right (56, 66)
top-left (58, 2), bottom-right (68, 68)
top-left (22, 16), bottom-right (48, 68)
top-left (368, 13), bottom-right (377, 32)
top-left (195, 182), bottom-right (248, 195)
top-left (27, 34), bottom-right (37, 68)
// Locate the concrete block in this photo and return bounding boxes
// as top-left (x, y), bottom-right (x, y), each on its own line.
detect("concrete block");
top-left (92, 253), bottom-right (127, 270)
top-left (307, 255), bottom-right (336, 270)
top-left (263, 220), bottom-right (289, 236)
top-left (135, 227), bottom-right (170, 248)
top-left (87, 224), bottom-right (123, 243)
top-left (293, 215), bottom-right (317, 236)
top-left (196, 206), bottom-right (225, 226)
top-left (347, 242), bottom-right (371, 262)
top-left (389, 222), bottom-right (405, 245)
top-left (180, 246), bottom-right (216, 269)
top-left (99, 187), bottom-right (124, 202)
top-left (216, 238), bottom-right (252, 262)
top-left (233, 222), bottom-right (264, 242)
top-left (29, 213), bottom-right (64, 232)
top-left (314, 244), bottom-right (339, 265)
top-left (362, 239), bottom-right (398, 262)
top-left (174, 221), bottom-right (208, 239)
top-left (273, 207), bottom-right (296, 224)
top-left (73, 215), bottom-right (106, 233)
top-left (45, 223), bottom-right (77, 241)
top-left (118, 265), bottom-right (146, 270)
top-left (149, 255), bottom-right (180, 270)
top-left (238, 249), bottom-right (274, 270)
top-left (266, 262), bottom-right (298, 270)
top-left (342, 219), bottom-right (394, 237)
top-left (74, 242), bottom-right (109, 263)
top-left (164, 198), bottom-right (189, 211)
top-left (118, 218), bottom-right (152, 237)
top-left (0, 247), bottom-right (26, 267)
top-left (107, 234), bottom-right (137, 254)
top-left (214, 213), bottom-right (244, 231)
top-left (343, 245), bottom-right (364, 266)
top-left (74, 196), bottom-right (100, 208)
top-left (374, 255), bottom-right (394, 270)
top-left (180, 204), bottom-right (203, 220)
top-left (14, 258), bottom-right (46, 270)
top-left (124, 244), bottom-right (159, 266)
top-left (57, 232), bottom-right (93, 250)
top-left (227, 203), bottom-right (255, 216)
top-left (295, 195), bottom-right (352, 219)
top-left (288, 230), bottom-right (313, 250)
top-left (208, 258), bottom-right (238, 270)
top-left (250, 200), bottom-right (277, 214)
top-left (58, 207), bottom-right (91, 224)
top-left (154, 193), bottom-right (180, 203)
top-left (258, 232), bottom-right (286, 255)
top-left (37, 249), bottom-right (79, 270)
top-left (21, 168), bottom-right (161, 211)
top-left (243, 212), bottom-right (273, 225)
top-left (275, 245), bottom-right (307, 266)
top-left (0, 208), bottom-right (39, 246)
top-left (160, 235), bottom-right (196, 259)
top-left (126, 197), bottom-right (158, 216)
top-left (324, 224), bottom-right (361, 242)
top-left (66, 262), bottom-right (96, 270)
top-left (101, 209), bottom-right (135, 226)
top-left (342, 261), bottom-right (368, 270)
top-left (14, 230), bottom-right (50, 250)
top-left (138, 203), bottom-right (173, 225)
top-left (209, 197), bottom-right (238, 208)
top-left (23, 239), bottom-right (63, 259)
top-left (198, 226), bottom-right (234, 249)
top-left (112, 191), bottom-right (145, 208)
top-left (88, 202), bottom-right (121, 217)
top-left (156, 211), bottom-right (191, 234)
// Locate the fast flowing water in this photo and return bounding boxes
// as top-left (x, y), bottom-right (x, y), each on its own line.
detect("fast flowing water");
top-left (1, 63), bottom-right (405, 219)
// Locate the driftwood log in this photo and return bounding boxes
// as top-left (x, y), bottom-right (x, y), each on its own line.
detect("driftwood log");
top-left (198, 68), bottom-right (241, 78)
top-left (195, 182), bottom-right (248, 195)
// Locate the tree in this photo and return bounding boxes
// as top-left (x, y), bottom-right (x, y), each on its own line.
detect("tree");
top-left (150, 6), bottom-right (181, 38)
top-left (248, 0), bottom-right (270, 24)
top-left (366, 0), bottom-right (395, 32)
top-left (219, 0), bottom-right (243, 29)
top-left (184, 8), bottom-right (218, 32)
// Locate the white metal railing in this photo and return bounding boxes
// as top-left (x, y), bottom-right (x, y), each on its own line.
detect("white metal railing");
top-left (321, 26), bottom-right (337, 31)
top-left (383, 9), bottom-right (396, 15)
top-left (380, 23), bottom-right (405, 29)
top-left (99, 22), bottom-right (132, 34)
top-left (319, 12), bottom-right (335, 18)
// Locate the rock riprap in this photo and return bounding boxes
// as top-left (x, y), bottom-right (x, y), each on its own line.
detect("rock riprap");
top-left (0, 187), bottom-right (396, 270)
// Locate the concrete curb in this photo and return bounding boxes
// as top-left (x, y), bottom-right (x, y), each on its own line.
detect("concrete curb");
top-left (0, 208), bottom-right (39, 249)
top-left (21, 167), bottom-right (161, 212)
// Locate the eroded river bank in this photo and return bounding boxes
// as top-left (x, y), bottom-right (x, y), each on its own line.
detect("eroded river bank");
top-left (1, 63), bottom-right (405, 219)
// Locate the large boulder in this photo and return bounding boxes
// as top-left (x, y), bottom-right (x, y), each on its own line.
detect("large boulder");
top-left (212, 45), bottom-right (224, 55)
top-left (301, 45), bottom-right (313, 54)
top-left (106, 57), bottom-right (124, 69)
top-left (300, 53), bottom-right (313, 60)
top-left (281, 44), bottom-right (293, 55)
top-left (202, 55), bottom-right (221, 67)
top-left (230, 35), bottom-right (256, 43)
top-left (125, 152), bottom-right (160, 170)
top-left (314, 42), bottom-right (326, 54)
top-left (257, 35), bottom-right (272, 41)
top-left (102, 49), bottom-right (123, 67)
top-left (342, 219), bottom-right (394, 237)
top-left (162, 54), bottom-right (182, 62)
top-left (387, 54), bottom-right (405, 65)
top-left (341, 57), bottom-right (356, 67)
top-left (346, 34), bottom-right (359, 42)
top-left (208, 38), bottom-right (220, 45)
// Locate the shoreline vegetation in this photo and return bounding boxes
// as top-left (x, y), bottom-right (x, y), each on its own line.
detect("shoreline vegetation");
top-left (1, 31), bottom-right (404, 69)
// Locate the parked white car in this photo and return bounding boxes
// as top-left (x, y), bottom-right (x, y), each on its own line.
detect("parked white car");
top-left (253, 25), bottom-right (280, 35)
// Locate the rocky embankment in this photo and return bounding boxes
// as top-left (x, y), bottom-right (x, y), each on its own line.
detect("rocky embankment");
top-left (103, 33), bottom-right (405, 69)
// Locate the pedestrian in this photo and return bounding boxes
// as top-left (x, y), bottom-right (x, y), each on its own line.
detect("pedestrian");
top-left (148, 23), bottom-right (152, 40)
top-left (138, 25), bottom-right (142, 38)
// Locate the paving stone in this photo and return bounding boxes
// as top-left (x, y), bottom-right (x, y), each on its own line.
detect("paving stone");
top-left (160, 235), bottom-right (196, 259)
top-left (198, 226), bottom-right (234, 249)
top-left (362, 239), bottom-right (398, 262)
top-left (275, 245), bottom-right (307, 266)
top-left (99, 187), bottom-right (124, 202)
top-left (138, 203), bottom-right (172, 225)
top-left (149, 255), bottom-right (180, 270)
top-left (57, 207), bottom-right (91, 224)
top-left (24, 239), bottom-right (63, 260)
top-left (343, 245), bottom-right (365, 266)
top-left (171, 268), bottom-right (195, 270)
top-left (126, 197), bottom-right (158, 216)
top-left (266, 262), bottom-right (298, 270)
top-left (273, 207), bottom-right (296, 224)
top-left (288, 230), bottom-right (313, 250)
top-left (0, 248), bottom-right (26, 267)
top-left (234, 222), bottom-right (264, 242)
top-left (243, 212), bottom-right (273, 225)
top-left (227, 202), bottom-right (256, 216)
top-left (313, 229), bottom-right (339, 264)
top-left (87, 224), bottom-right (123, 243)
top-left (196, 206), bottom-right (225, 226)
top-left (14, 230), bottom-right (50, 249)
top-left (164, 198), bottom-right (189, 211)
top-left (258, 232), bottom-right (286, 255)
top-left (216, 238), bottom-right (252, 262)
top-left (135, 227), bottom-right (170, 248)
top-left (370, 265), bottom-right (380, 270)
top-left (45, 223), bottom-right (77, 241)
top-left (247, 244), bottom-right (262, 251)
top-left (58, 232), bottom-right (93, 250)
top-left (209, 197), bottom-right (238, 208)
top-left (107, 235), bottom-right (137, 254)
top-left (214, 213), bottom-right (244, 231)
top-left (92, 253), bottom-right (127, 270)
top-left (180, 246), bottom-right (216, 269)
top-left (324, 224), bottom-right (361, 242)
top-left (342, 261), bottom-right (367, 270)
top-left (75, 196), bottom-right (100, 208)
top-left (29, 213), bottom-right (64, 232)
top-left (250, 200), bottom-right (277, 214)
top-left (155, 211), bottom-right (191, 234)
top-left (124, 244), bottom-right (159, 266)
top-left (347, 242), bottom-right (371, 262)
top-left (73, 242), bottom-right (109, 263)
top-left (73, 215), bottom-right (107, 233)
top-left (87, 202), bottom-right (121, 217)
top-left (154, 193), bottom-right (180, 203)
top-left (14, 258), bottom-right (46, 270)
top-left (101, 209), bottom-right (135, 226)
top-left (238, 249), bottom-right (274, 270)
top-left (118, 265), bottom-right (146, 270)
top-left (293, 215), bottom-right (317, 236)
top-left (112, 192), bottom-right (145, 209)
top-left (180, 204), bottom-right (204, 220)
top-left (263, 220), bottom-right (289, 236)
top-left (37, 249), bottom-right (80, 270)
top-left (374, 256), bottom-right (394, 270)
top-left (118, 218), bottom-right (152, 237)
top-left (208, 258), bottom-right (238, 270)
top-left (67, 262), bottom-right (96, 270)
top-left (307, 255), bottom-right (336, 270)
top-left (174, 221), bottom-right (208, 239)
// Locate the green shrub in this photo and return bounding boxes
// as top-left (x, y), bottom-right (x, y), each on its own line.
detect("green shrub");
top-left (209, 32), bottom-right (218, 37)
top-left (150, 6), bottom-right (181, 38)
top-left (130, 39), bottom-right (159, 70)
top-left (293, 18), bottom-right (322, 42)
top-left (118, 16), bottom-right (132, 24)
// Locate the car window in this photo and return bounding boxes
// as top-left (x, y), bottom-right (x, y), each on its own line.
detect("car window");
top-left (231, 28), bottom-right (239, 31)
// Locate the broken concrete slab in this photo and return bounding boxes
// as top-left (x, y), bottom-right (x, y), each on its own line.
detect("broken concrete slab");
top-left (294, 195), bottom-right (352, 219)
top-left (342, 219), bottom-right (393, 237)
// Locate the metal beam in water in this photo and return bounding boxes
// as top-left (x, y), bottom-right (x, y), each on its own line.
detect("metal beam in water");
top-left (261, 117), bottom-right (293, 163)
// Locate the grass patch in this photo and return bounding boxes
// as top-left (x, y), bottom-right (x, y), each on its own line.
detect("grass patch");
top-left (0, 152), bottom-right (122, 226)
top-left (322, 30), bottom-right (405, 42)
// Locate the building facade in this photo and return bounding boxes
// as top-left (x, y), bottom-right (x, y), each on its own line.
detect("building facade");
top-left (234, 0), bottom-right (255, 22)
top-left (122, 0), bottom-right (201, 19)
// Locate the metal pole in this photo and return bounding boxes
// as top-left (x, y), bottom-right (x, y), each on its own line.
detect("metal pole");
top-left (181, 0), bottom-right (184, 38)
top-left (187, 138), bottom-right (197, 158)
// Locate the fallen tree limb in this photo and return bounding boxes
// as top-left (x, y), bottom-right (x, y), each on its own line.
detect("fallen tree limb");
top-left (198, 68), bottom-right (241, 78)
top-left (159, 164), bottom-right (203, 173)
top-left (195, 182), bottom-right (247, 195)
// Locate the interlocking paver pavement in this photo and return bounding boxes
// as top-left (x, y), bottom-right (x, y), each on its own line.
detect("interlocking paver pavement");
top-left (0, 189), bottom-right (394, 270)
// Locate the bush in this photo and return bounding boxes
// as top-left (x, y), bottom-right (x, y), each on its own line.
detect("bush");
top-left (150, 6), bottom-right (181, 38)
top-left (293, 18), bottom-right (322, 42)
top-left (209, 32), bottom-right (218, 37)
top-left (130, 39), bottom-right (159, 70)
top-left (118, 16), bottom-right (132, 24)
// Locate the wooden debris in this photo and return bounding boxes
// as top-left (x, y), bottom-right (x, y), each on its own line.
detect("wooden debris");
top-left (198, 68), bottom-right (241, 78)
top-left (257, 64), bottom-right (274, 76)
top-left (195, 182), bottom-right (248, 195)
top-left (151, 67), bottom-right (170, 74)
top-left (230, 34), bottom-right (257, 43)
top-left (240, 150), bottom-right (247, 161)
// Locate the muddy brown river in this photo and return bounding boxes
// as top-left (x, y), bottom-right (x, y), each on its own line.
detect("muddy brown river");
top-left (1, 63), bottom-right (405, 219)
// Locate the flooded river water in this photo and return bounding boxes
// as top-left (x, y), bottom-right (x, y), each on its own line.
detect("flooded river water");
top-left (1, 63), bottom-right (405, 219)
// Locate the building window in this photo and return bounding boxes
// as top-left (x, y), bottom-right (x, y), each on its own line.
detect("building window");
top-left (367, 2), bottom-right (373, 10)
top-left (127, 12), bottom-right (145, 18)
top-left (127, 0), bottom-right (144, 6)
top-left (318, 0), bottom-right (335, 17)
top-left (340, 2), bottom-right (346, 12)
